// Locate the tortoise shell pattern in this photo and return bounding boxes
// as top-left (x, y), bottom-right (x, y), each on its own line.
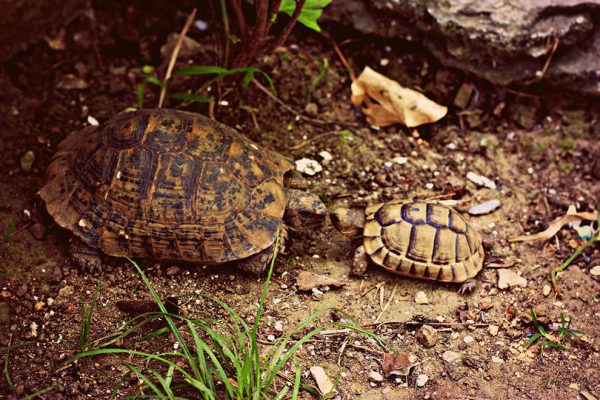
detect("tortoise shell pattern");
top-left (363, 200), bottom-right (484, 283)
top-left (40, 109), bottom-right (293, 264)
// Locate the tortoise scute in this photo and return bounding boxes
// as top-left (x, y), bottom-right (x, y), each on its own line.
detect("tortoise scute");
top-left (40, 109), bottom-right (294, 265)
top-left (365, 200), bottom-right (484, 283)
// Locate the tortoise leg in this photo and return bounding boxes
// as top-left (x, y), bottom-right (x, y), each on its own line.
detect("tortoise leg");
top-left (351, 245), bottom-right (369, 276)
top-left (69, 238), bottom-right (103, 273)
top-left (457, 279), bottom-right (477, 295)
top-left (238, 227), bottom-right (287, 276)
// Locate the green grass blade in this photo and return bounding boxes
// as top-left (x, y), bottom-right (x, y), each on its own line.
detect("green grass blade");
top-left (21, 385), bottom-right (56, 400)
top-left (167, 92), bottom-right (213, 103)
top-left (172, 66), bottom-right (230, 77)
top-left (136, 83), bottom-right (146, 109)
top-left (123, 362), bottom-right (166, 398)
top-left (1, 215), bottom-right (15, 243)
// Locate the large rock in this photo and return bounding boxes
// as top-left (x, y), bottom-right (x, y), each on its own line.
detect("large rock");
top-left (324, 0), bottom-right (600, 96)
top-left (0, 0), bottom-right (89, 63)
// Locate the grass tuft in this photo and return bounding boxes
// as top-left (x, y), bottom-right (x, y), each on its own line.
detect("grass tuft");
top-left (64, 234), bottom-right (387, 398)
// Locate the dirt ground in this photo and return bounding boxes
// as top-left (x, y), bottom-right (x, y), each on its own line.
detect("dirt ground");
top-left (1, 2), bottom-right (599, 399)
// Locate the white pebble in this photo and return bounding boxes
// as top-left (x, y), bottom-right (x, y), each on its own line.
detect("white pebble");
top-left (468, 199), bottom-right (501, 215)
top-left (416, 374), bottom-right (429, 387)
top-left (392, 156), bottom-right (408, 164)
top-left (415, 291), bottom-right (429, 304)
top-left (87, 115), bottom-right (99, 126)
top-left (466, 172), bottom-right (497, 190)
top-left (319, 150), bottom-right (333, 161)
top-left (295, 158), bottom-right (322, 176)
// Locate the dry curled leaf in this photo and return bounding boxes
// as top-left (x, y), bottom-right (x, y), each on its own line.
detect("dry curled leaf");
top-left (382, 352), bottom-right (412, 377)
top-left (510, 210), bottom-right (597, 242)
top-left (351, 67), bottom-right (447, 128)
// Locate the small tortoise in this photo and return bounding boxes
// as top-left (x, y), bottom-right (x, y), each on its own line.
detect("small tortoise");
top-left (40, 109), bottom-right (326, 273)
top-left (331, 200), bottom-right (484, 292)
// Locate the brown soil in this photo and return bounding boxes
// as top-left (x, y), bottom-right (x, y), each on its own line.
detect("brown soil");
top-left (1, 2), bottom-right (599, 399)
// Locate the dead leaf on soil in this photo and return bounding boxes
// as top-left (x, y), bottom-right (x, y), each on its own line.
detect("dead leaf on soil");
top-left (310, 366), bottom-right (337, 397)
top-left (351, 67), bottom-right (447, 128)
top-left (382, 352), bottom-right (412, 377)
top-left (296, 271), bottom-right (346, 291)
top-left (510, 209), bottom-right (598, 242)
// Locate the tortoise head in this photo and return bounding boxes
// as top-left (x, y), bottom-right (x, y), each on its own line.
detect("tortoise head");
top-left (284, 189), bottom-right (327, 230)
top-left (331, 207), bottom-right (365, 239)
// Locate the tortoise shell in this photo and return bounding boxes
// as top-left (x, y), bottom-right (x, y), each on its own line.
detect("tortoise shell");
top-left (363, 200), bottom-right (484, 282)
top-left (40, 109), bottom-right (294, 264)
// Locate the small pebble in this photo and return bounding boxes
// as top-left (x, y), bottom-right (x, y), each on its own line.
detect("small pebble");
top-left (30, 223), bottom-right (47, 240)
top-left (442, 351), bottom-right (463, 363)
top-left (16, 285), bottom-right (27, 297)
top-left (478, 297), bottom-right (493, 310)
top-left (568, 383), bottom-right (580, 390)
top-left (368, 371), bottom-right (384, 383)
top-left (466, 171), bottom-right (496, 190)
top-left (469, 199), bottom-right (501, 215)
top-left (295, 158), bottom-right (322, 176)
top-left (415, 291), bottom-right (429, 304)
top-left (20, 151), bottom-right (35, 172)
top-left (491, 356), bottom-right (504, 363)
top-left (416, 325), bottom-right (438, 348)
top-left (392, 156), bottom-right (408, 165)
top-left (274, 321), bottom-right (283, 332)
top-left (87, 115), bottom-right (99, 126)
top-left (304, 103), bottom-right (319, 116)
top-left (463, 335), bottom-right (475, 344)
top-left (416, 374), bottom-right (429, 387)
top-left (35, 301), bottom-right (45, 311)
top-left (590, 265), bottom-right (600, 276)
top-left (166, 265), bottom-right (181, 276)
top-left (319, 150), bottom-right (333, 161)
top-left (15, 384), bottom-right (25, 396)
top-left (542, 284), bottom-right (552, 296)
top-left (488, 325), bottom-right (499, 336)
top-left (267, 334), bottom-right (276, 342)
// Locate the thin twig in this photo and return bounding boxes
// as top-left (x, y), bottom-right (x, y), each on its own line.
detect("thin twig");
top-left (524, 32), bottom-right (559, 86)
top-left (337, 336), bottom-right (349, 367)
top-left (375, 284), bottom-right (397, 323)
top-left (158, 8), bottom-right (197, 108)
top-left (229, 0), bottom-right (247, 40)
top-left (322, 31), bottom-right (356, 81)
top-left (272, 0), bottom-right (308, 49)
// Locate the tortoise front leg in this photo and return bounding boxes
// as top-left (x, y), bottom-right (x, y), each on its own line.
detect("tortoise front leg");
top-left (351, 245), bottom-right (369, 276)
top-left (238, 227), bottom-right (287, 276)
top-left (69, 237), bottom-right (103, 273)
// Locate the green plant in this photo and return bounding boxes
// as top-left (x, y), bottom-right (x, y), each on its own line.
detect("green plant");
top-left (551, 216), bottom-right (599, 287)
top-left (527, 308), bottom-right (584, 350)
top-left (306, 57), bottom-right (329, 100)
top-left (64, 236), bottom-right (386, 398)
top-left (1, 215), bottom-right (15, 244)
top-left (79, 278), bottom-right (102, 352)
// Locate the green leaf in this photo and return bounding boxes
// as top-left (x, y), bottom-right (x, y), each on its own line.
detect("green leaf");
top-left (144, 75), bottom-right (166, 88)
top-left (539, 341), bottom-right (566, 350)
top-left (141, 65), bottom-right (154, 75)
top-left (172, 66), bottom-right (231, 77)
top-left (527, 332), bottom-right (542, 348)
top-left (279, 0), bottom-right (332, 32)
top-left (136, 83), bottom-right (145, 109)
top-left (167, 92), bottom-right (213, 103)
top-left (1, 215), bottom-right (15, 243)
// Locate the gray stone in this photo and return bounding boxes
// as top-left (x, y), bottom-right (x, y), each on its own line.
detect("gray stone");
top-left (324, 0), bottom-right (600, 96)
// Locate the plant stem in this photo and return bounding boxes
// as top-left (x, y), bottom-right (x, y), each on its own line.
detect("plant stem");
top-left (158, 8), bottom-right (197, 108)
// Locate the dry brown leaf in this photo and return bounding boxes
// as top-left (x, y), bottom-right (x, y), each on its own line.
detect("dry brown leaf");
top-left (382, 352), bottom-right (412, 377)
top-left (351, 67), bottom-right (447, 128)
top-left (510, 211), bottom-right (598, 242)
top-left (296, 271), bottom-right (346, 291)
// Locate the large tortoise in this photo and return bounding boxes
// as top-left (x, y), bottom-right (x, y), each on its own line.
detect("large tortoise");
top-left (40, 109), bottom-right (326, 272)
top-left (331, 199), bottom-right (484, 292)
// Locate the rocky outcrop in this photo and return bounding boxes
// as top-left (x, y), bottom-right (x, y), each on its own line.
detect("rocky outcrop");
top-left (324, 0), bottom-right (600, 96)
